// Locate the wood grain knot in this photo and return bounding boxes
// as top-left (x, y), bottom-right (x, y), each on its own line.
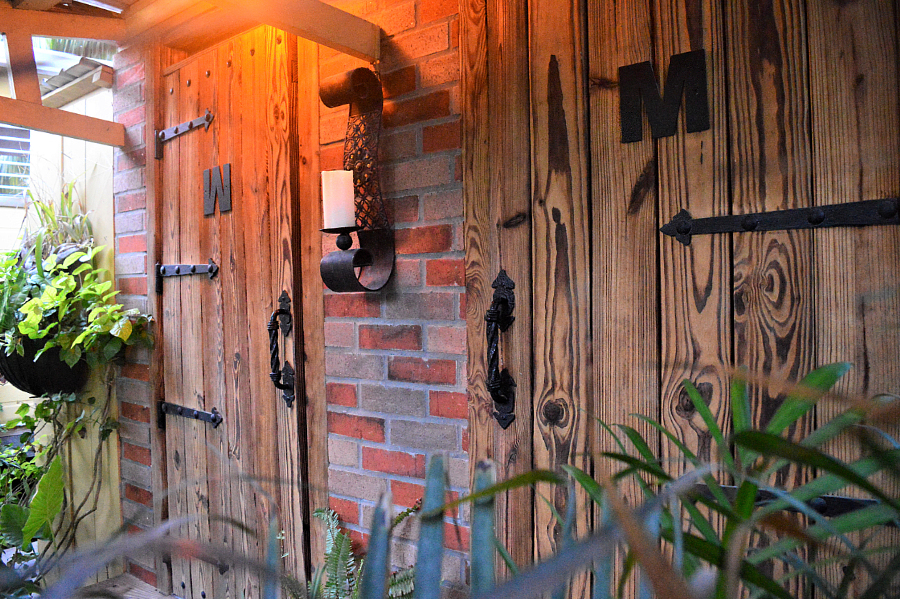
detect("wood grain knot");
top-left (542, 400), bottom-right (565, 425)
top-left (675, 382), bottom-right (712, 420)
top-left (503, 212), bottom-right (529, 228)
top-left (589, 76), bottom-right (618, 90)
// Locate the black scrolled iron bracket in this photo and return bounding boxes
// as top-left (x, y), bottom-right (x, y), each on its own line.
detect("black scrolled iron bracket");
top-left (267, 291), bottom-right (295, 408)
top-left (485, 270), bottom-right (516, 429)
top-left (661, 198), bottom-right (900, 246)
top-left (318, 68), bottom-right (394, 293)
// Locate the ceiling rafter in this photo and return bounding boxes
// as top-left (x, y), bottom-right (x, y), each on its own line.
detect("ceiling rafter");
top-left (0, 0), bottom-right (380, 146)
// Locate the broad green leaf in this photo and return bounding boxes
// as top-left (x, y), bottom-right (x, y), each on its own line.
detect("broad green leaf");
top-left (0, 504), bottom-right (28, 546)
top-left (110, 317), bottom-right (133, 341)
top-left (22, 456), bottom-right (64, 546)
top-left (766, 363), bottom-right (851, 436)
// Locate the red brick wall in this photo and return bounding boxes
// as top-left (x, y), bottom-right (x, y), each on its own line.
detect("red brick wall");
top-left (319, 0), bottom-right (468, 588)
top-left (112, 46), bottom-right (158, 587)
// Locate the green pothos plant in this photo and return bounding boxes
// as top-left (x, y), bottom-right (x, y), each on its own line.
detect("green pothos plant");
top-left (0, 183), bottom-right (152, 590)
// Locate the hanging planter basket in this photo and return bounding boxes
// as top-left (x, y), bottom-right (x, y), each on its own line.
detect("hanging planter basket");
top-left (0, 337), bottom-right (89, 397)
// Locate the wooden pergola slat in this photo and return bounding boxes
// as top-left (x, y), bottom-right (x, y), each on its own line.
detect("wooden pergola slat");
top-left (0, 96), bottom-right (125, 146)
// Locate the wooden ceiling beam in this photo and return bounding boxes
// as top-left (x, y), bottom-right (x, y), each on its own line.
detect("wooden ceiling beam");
top-left (209, 0), bottom-right (380, 62)
top-left (11, 0), bottom-right (60, 10)
top-left (0, 3), bottom-right (126, 41)
top-left (122, 0), bottom-right (217, 48)
top-left (0, 96), bottom-right (125, 146)
top-left (122, 0), bottom-right (212, 42)
top-left (4, 28), bottom-right (42, 104)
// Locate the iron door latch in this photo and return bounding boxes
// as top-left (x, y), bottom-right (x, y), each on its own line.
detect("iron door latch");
top-left (662, 198), bottom-right (899, 246)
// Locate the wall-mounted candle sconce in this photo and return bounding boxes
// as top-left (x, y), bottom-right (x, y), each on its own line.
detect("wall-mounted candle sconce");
top-left (319, 68), bottom-right (394, 293)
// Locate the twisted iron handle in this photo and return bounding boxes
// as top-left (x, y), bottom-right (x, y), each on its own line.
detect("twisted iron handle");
top-left (485, 270), bottom-right (516, 429)
top-left (268, 308), bottom-right (293, 391)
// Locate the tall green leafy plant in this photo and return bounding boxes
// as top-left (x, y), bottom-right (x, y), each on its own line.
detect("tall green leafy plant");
top-left (0, 182), bottom-right (151, 591)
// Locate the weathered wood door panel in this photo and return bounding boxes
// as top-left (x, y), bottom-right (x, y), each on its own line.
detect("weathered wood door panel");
top-left (159, 26), bottom-right (309, 599)
top-left (465, 0), bottom-right (899, 595)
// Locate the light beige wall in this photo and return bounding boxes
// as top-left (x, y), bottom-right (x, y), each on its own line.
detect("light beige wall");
top-left (0, 207), bottom-right (25, 253)
top-left (0, 87), bottom-right (122, 581)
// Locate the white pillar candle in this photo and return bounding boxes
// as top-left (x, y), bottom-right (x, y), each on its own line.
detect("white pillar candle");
top-left (321, 170), bottom-right (356, 229)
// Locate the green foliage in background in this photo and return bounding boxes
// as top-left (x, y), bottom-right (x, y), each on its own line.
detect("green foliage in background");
top-left (308, 506), bottom-right (417, 599)
top-left (9, 363), bottom-right (900, 599)
top-left (0, 182), bottom-right (149, 593)
top-left (0, 183), bottom-right (152, 368)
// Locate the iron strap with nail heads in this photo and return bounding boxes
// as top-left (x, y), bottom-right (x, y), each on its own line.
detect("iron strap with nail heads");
top-left (155, 259), bottom-right (219, 294)
top-left (661, 198), bottom-right (900, 246)
top-left (155, 108), bottom-right (214, 159)
top-left (158, 402), bottom-right (223, 430)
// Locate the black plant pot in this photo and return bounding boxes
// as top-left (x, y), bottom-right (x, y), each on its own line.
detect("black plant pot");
top-left (0, 337), bottom-right (89, 396)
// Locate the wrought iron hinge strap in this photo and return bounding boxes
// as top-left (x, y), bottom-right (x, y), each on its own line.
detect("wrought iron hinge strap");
top-left (155, 259), bottom-right (219, 294)
top-left (155, 109), bottom-right (214, 159)
top-left (158, 402), bottom-right (223, 430)
top-left (662, 197), bottom-right (899, 246)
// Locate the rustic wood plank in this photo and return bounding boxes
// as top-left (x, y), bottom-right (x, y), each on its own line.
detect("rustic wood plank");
top-left (725, 2), bottom-right (816, 591)
top-left (217, 33), bottom-right (259, 597)
top-left (238, 28), bottom-right (272, 597)
top-left (0, 3), bottom-right (126, 40)
top-left (192, 45), bottom-right (232, 599)
top-left (160, 68), bottom-right (189, 596)
top-left (587, 2), bottom-right (658, 595)
top-left (528, 2), bottom-right (592, 596)
top-left (587, 0), bottom-right (658, 449)
top-left (0, 97), bottom-right (125, 147)
top-left (297, 35), bottom-right (327, 571)
top-left (463, 0), bottom-right (537, 577)
top-left (4, 28), bottom-right (42, 105)
top-left (145, 42), bottom-right (174, 596)
top-left (808, 0), bottom-right (900, 592)
top-left (266, 27), bottom-right (308, 583)
top-left (210, 0), bottom-right (380, 62)
top-left (461, 0), bottom-right (495, 515)
top-left (726, 0), bottom-right (815, 481)
top-left (175, 56), bottom-right (216, 599)
top-left (655, 0), bottom-right (732, 471)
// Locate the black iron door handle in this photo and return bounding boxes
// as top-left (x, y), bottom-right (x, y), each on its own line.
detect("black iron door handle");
top-left (485, 270), bottom-right (516, 429)
top-left (267, 292), bottom-right (295, 408)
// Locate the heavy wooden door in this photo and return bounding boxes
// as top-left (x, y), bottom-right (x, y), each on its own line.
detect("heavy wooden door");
top-left (158, 26), bottom-right (310, 599)
top-left (464, 0), bottom-right (899, 594)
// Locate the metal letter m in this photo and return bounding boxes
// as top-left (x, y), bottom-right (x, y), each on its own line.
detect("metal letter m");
top-left (619, 50), bottom-right (710, 143)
